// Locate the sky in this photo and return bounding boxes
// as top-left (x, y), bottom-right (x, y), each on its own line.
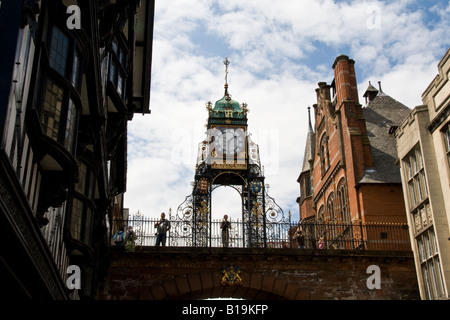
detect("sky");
top-left (124, 0), bottom-right (450, 223)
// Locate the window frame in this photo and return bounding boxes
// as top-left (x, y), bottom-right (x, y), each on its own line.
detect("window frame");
top-left (404, 146), bottom-right (428, 208)
top-left (403, 145), bottom-right (446, 299)
top-left (39, 23), bottom-right (84, 153)
top-left (70, 160), bottom-right (96, 244)
top-left (108, 36), bottom-right (129, 101)
top-left (442, 123), bottom-right (450, 170)
top-left (416, 228), bottom-right (446, 299)
top-left (335, 178), bottom-right (350, 223)
top-left (320, 134), bottom-right (330, 177)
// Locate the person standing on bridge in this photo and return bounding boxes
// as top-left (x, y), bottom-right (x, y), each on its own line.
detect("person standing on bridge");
top-left (293, 226), bottom-right (305, 249)
top-left (113, 227), bottom-right (126, 245)
top-left (155, 212), bottom-right (171, 247)
top-left (220, 215), bottom-right (231, 248)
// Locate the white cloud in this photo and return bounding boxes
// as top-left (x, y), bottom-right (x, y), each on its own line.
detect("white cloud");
top-left (124, 0), bottom-right (449, 224)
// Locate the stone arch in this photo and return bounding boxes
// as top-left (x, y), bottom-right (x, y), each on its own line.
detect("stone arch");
top-left (153, 271), bottom-right (299, 300)
top-left (99, 247), bottom-right (419, 301)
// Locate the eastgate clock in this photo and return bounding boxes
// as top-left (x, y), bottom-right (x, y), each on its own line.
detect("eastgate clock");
top-left (211, 126), bottom-right (246, 157)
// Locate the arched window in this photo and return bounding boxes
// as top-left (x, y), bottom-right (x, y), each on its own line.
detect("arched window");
top-left (327, 192), bottom-right (335, 221)
top-left (326, 192), bottom-right (337, 244)
top-left (335, 178), bottom-right (350, 223)
top-left (317, 205), bottom-right (325, 222)
top-left (320, 135), bottom-right (330, 176)
top-left (301, 173), bottom-right (312, 199)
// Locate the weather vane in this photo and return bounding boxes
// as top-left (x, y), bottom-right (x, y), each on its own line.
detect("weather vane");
top-left (224, 57), bottom-right (230, 86)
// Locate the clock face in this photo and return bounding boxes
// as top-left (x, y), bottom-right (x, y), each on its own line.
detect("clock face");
top-left (211, 127), bottom-right (245, 156)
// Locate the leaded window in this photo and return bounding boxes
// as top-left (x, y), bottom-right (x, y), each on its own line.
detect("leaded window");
top-left (326, 193), bottom-right (335, 221)
top-left (417, 228), bottom-right (446, 299)
top-left (404, 146), bottom-right (428, 207)
top-left (40, 25), bottom-right (83, 152)
top-left (403, 145), bottom-right (445, 299)
top-left (320, 135), bottom-right (330, 177)
top-left (71, 198), bottom-right (84, 241)
top-left (71, 161), bottom-right (96, 244)
top-left (48, 26), bottom-right (70, 76)
top-left (304, 174), bottom-right (312, 197)
top-left (41, 79), bottom-right (64, 142)
top-left (64, 99), bottom-right (77, 150)
top-left (335, 178), bottom-right (350, 223)
top-left (108, 37), bottom-right (128, 100)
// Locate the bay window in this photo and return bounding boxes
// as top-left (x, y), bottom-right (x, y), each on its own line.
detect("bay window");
top-left (39, 24), bottom-right (83, 153)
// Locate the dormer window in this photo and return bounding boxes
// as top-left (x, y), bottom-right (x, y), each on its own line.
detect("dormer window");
top-left (363, 81), bottom-right (379, 106)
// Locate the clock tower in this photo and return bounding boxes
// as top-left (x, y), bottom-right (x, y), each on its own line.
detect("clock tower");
top-left (177, 58), bottom-right (284, 248)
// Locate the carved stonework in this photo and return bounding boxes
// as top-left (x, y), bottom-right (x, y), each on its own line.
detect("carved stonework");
top-left (36, 172), bottom-right (69, 227)
top-left (221, 265), bottom-right (242, 286)
top-left (0, 163), bottom-right (67, 299)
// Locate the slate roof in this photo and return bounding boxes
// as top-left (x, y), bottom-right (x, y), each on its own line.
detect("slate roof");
top-left (359, 92), bottom-right (412, 184)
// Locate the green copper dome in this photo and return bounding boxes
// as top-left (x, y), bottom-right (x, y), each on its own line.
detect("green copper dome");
top-left (208, 84), bottom-right (248, 124)
top-left (213, 94), bottom-right (242, 112)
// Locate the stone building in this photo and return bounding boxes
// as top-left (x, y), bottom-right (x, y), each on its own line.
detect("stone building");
top-left (0, 0), bottom-right (154, 299)
top-left (395, 48), bottom-right (450, 300)
top-left (297, 55), bottom-right (411, 249)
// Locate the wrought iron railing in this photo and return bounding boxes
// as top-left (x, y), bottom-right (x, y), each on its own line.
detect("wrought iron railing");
top-left (113, 216), bottom-right (412, 251)
top-left (298, 221), bottom-right (411, 251)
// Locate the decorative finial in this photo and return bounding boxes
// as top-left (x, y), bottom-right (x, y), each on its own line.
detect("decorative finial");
top-left (307, 106), bottom-right (313, 131)
top-left (224, 57), bottom-right (230, 86)
top-left (241, 102), bottom-right (249, 114)
top-left (206, 101), bottom-right (212, 112)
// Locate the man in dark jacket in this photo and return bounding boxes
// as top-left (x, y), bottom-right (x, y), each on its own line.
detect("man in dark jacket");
top-left (155, 212), bottom-right (171, 246)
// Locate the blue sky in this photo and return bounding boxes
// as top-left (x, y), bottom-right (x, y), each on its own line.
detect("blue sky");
top-left (125, 0), bottom-right (449, 222)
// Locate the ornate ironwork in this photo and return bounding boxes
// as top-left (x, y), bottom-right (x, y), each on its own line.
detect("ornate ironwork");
top-left (127, 210), bottom-right (145, 247)
top-left (174, 61), bottom-right (288, 247)
top-left (173, 195), bottom-right (195, 247)
top-left (175, 163), bottom-right (287, 247)
top-left (113, 215), bottom-right (411, 251)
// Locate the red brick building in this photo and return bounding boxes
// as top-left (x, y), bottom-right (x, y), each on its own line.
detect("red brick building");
top-left (297, 55), bottom-right (411, 234)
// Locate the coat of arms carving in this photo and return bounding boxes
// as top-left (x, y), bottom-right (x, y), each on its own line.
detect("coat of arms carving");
top-left (220, 265), bottom-right (243, 286)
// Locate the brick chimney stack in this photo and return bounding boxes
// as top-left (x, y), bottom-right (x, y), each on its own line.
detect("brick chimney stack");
top-left (332, 55), bottom-right (373, 183)
top-left (332, 55), bottom-right (359, 107)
